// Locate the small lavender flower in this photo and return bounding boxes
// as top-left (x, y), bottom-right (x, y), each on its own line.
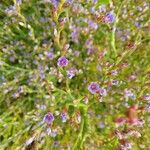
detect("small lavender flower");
top-left (111, 80), bottom-right (119, 85)
top-left (88, 82), bottom-right (100, 94)
top-left (67, 68), bottom-right (77, 79)
top-left (71, 30), bottom-right (79, 43)
top-left (0, 76), bottom-right (5, 83)
top-left (125, 89), bottom-right (136, 100)
top-left (51, 0), bottom-right (59, 8)
top-left (45, 51), bottom-right (54, 59)
top-left (88, 20), bottom-right (98, 30)
top-left (96, 64), bottom-right (102, 71)
top-left (120, 143), bottom-right (132, 150)
top-left (105, 12), bottom-right (115, 24)
top-left (53, 141), bottom-right (59, 147)
top-left (57, 56), bottom-right (68, 67)
top-left (99, 4), bottom-right (106, 13)
top-left (111, 70), bottom-right (118, 76)
top-left (99, 88), bottom-right (107, 96)
top-left (134, 21), bottom-right (141, 28)
top-left (18, 86), bottom-right (24, 93)
top-left (9, 56), bottom-right (16, 62)
top-left (129, 74), bottom-right (136, 80)
top-left (36, 104), bottom-right (46, 110)
top-left (121, 36), bottom-right (126, 41)
top-left (90, 7), bottom-right (96, 14)
top-left (136, 6), bottom-right (142, 11)
top-left (87, 48), bottom-right (94, 55)
top-left (60, 112), bottom-right (68, 122)
top-left (51, 129), bottom-right (57, 137)
top-left (16, 0), bottom-right (22, 5)
top-left (5, 5), bottom-right (16, 14)
top-left (98, 122), bottom-right (105, 128)
top-left (93, 0), bottom-right (97, 4)
top-left (143, 94), bottom-right (150, 102)
top-left (40, 17), bottom-right (47, 23)
top-left (43, 112), bottom-right (54, 125)
top-left (66, 0), bottom-right (74, 5)
top-left (46, 128), bottom-right (51, 135)
top-left (73, 50), bottom-right (80, 57)
top-left (12, 92), bottom-right (19, 98)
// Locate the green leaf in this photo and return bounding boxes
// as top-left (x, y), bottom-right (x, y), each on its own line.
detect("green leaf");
top-left (95, 0), bottom-right (110, 8)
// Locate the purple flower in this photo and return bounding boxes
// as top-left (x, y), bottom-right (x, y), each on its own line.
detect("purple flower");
top-left (16, 0), bottom-right (22, 5)
top-left (143, 94), bottom-right (150, 102)
top-left (45, 51), bottom-right (54, 59)
top-left (90, 7), bottom-right (96, 14)
top-left (111, 80), bottom-right (119, 85)
top-left (105, 12), bottom-right (115, 24)
top-left (70, 25), bottom-right (79, 43)
top-left (40, 73), bottom-right (45, 80)
top-left (46, 128), bottom-right (51, 135)
top-left (111, 70), bottom-right (118, 76)
top-left (9, 56), bottom-right (16, 62)
top-left (51, 129), bottom-right (57, 137)
top-left (87, 48), bottom-right (94, 55)
top-left (96, 64), bottom-right (102, 71)
top-left (121, 36), bottom-right (126, 41)
top-left (60, 112), bottom-right (68, 122)
top-left (124, 89), bottom-right (136, 100)
top-left (12, 93), bottom-right (19, 98)
top-left (73, 50), bottom-right (80, 57)
top-left (43, 112), bottom-right (54, 125)
top-left (136, 6), bottom-right (142, 11)
top-left (5, 5), bottom-right (16, 14)
top-left (99, 4), bottom-right (106, 13)
top-left (98, 122), bottom-right (105, 128)
top-left (51, 0), bottom-right (59, 8)
top-left (66, 0), bottom-right (74, 5)
top-left (99, 88), bottom-right (107, 96)
top-left (67, 68), bottom-right (77, 79)
top-left (18, 86), bottom-right (24, 93)
top-left (89, 20), bottom-right (98, 30)
top-left (134, 21), bottom-right (141, 28)
top-left (57, 56), bottom-right (68, 67)
top-left (53, 141), bottom-right (59, 147)
top-left (71, 31), bottom-right (79, 43)
top-left (88, 82), bottom-right (100, 94)
top-left (93, 0), bottom-right (97, 4)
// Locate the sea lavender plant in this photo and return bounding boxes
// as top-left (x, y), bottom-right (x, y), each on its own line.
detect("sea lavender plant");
top-left (0, 0), bottom-right (150, 149)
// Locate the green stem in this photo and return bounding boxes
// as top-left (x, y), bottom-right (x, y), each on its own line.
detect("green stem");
top-left (111, 28), bottom-right (116, 54)
top-left (72, 107), bottom-right (88, 150)
top-left (54, 30), bottom-right (61, 49)
top-left (72, 116), bottom-right (85, 150)
top-left (111, 1), bottom-right (124, 56)
top-left (53, 0), bottom-right (66, 50)
top-left (2, 61), bottom-right (28, 71)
